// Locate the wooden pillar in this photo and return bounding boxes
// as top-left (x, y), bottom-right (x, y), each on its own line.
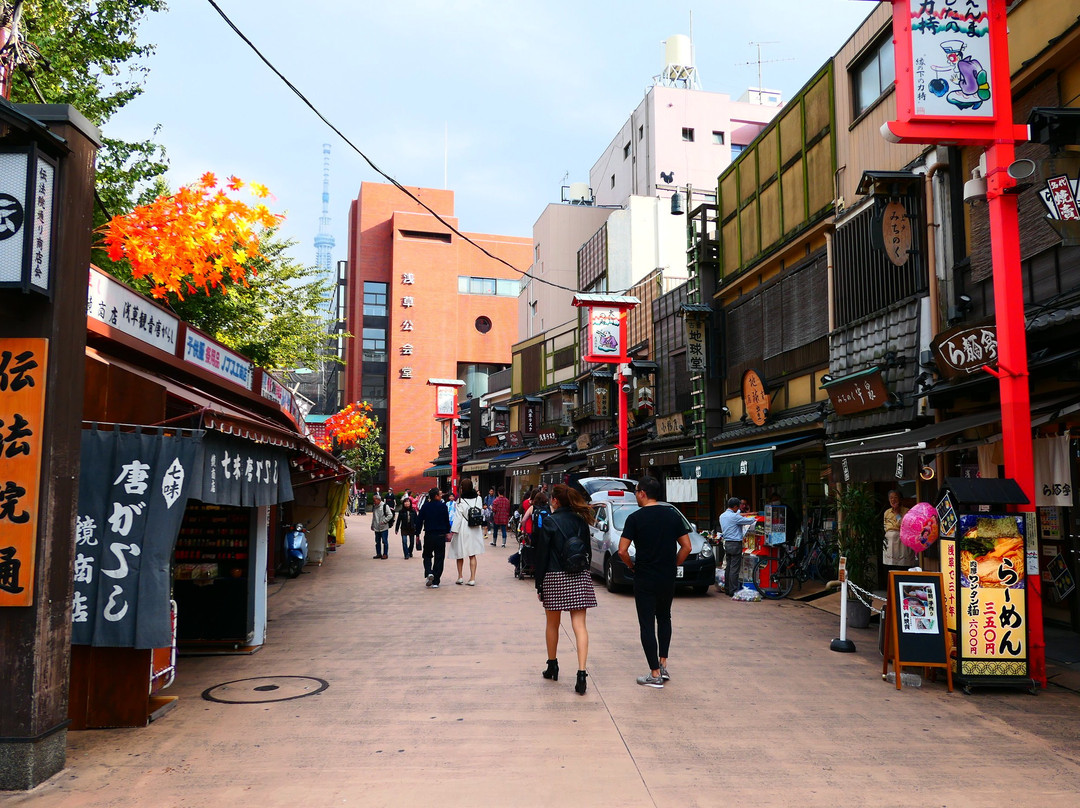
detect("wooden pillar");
top-left (0, 105), bottom-right (99, 790)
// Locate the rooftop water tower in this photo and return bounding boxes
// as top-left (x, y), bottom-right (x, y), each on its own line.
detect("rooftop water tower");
top-left (655, 34), bottom-right (700, 90)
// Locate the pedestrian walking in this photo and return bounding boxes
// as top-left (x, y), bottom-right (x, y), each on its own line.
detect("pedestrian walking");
top-left (534, 483), bottom-right (597, 694)
top-left (416, 487), bottom-right (451, 588)
top-left (370, 494), bottom-right (394, 559)
top-left (396, 496), bottom-right (419, 558)
top-left (618, 476), bottom-right (691, 688)
top-left (490, 488), bottom-right (511, 547)
top-left (385, 487), bottom-right (398, 510)
top-left (720, 497), bottom-right (757, 596)
top-left (358, 486), bottom-right (367, 515)
top-left (448, 479), bottom-right (485, 585)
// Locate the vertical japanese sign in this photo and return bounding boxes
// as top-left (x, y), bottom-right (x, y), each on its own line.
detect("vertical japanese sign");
top-left (956, 513), bottom-right (1028, 678)
top-left (73, 429), bottom-right (201, 648)
top-left (0, 338), bottom-right (47, 606)
top-left (937, 491), bottom-right (959, 631)
top-left (684, 313), bottom-right (707, 373)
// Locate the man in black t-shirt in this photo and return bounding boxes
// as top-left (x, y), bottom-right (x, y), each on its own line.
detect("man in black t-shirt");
top-left (618, 476), bottom-right (691, 688)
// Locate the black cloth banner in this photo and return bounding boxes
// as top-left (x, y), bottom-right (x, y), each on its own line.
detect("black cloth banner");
top-left (191, 432), bottom-right (294, 507)
top-left (74, 429), bottom-right (201, 648)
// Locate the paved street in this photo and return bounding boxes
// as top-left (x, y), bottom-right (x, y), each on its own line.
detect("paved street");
top-left (9, 516), bottom-right (1080, 807)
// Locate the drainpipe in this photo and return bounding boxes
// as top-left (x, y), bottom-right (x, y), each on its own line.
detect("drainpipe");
top-left (825, 230), bottom-right (835, 334)
top-left (924, 159), bottom-right (947, 337)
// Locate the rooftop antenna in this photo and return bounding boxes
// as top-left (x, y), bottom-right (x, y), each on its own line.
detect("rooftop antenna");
top-left (738, 41), bottom-right (793, 100)
top-left (444, 122), bottom-right (448, 190)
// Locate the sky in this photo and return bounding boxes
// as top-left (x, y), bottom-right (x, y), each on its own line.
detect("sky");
top-left (108, 0), bottom-right (879, 271)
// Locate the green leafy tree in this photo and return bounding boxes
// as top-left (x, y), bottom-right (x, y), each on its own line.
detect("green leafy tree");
top-left (339, 426), bottom-right (385, 486)
top-left (6, 0), bottom-right (170, 221)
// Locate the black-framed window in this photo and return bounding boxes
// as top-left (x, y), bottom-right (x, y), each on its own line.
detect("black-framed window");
top-left (363, 281), bottom-right (388, 317)
top-left (852, 34), bottom-right (895, 116)
top-left (682, 127), bottom-right (695, 142)
top-left (362, 327), bottom-right (386, 362)
top-left (712, 131), bottom-right (725, 145)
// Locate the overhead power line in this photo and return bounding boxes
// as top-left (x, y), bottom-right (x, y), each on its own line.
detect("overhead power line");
top-left (205, 0), bottom-right (606, 296)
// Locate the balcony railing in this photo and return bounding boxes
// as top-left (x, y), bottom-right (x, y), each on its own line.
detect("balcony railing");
top-left (570, 401), bottom-right (611, 421)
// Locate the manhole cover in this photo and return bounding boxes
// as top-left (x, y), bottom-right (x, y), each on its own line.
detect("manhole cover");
top-left (202, 675), bottom-right (329, 704)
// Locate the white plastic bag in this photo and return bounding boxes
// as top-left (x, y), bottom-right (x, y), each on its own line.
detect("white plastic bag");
top-left (732, 585), bottom-right (762, 602)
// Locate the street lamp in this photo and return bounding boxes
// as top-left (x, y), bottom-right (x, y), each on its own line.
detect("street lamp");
top-left (572, 293), bottom-right (640, 478)
top-left (427, 378), bottom-right (465, 495)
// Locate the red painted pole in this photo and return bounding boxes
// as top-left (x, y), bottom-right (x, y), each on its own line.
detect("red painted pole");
top-left (618, 364), bottom-right (629, 479)
top-left (984, 140), bottom-right (1044, 687)
top-left (450, 410), bottom-right (459, 497)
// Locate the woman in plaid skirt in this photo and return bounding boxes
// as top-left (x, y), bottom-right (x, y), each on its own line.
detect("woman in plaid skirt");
top-left (534, 483), bottom-right (597, 695)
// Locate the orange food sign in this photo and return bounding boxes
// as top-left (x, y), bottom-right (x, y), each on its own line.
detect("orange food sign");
top-left (0, 338), bottom-right (48, 607)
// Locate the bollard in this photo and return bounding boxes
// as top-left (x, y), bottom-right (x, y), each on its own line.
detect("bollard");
top-left (830, 556), bottom-right (856, 653)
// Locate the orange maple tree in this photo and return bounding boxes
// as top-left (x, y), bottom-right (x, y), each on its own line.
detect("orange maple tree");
top-left (319, 401), bottom-right (377, 451)
top-left (99, 172), bottom-right (284, 299)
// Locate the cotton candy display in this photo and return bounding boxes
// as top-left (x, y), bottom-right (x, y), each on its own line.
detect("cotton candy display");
top-left (900, 501), bottom-right (940, 552)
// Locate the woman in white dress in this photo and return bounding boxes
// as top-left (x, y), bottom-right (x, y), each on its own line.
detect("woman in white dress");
top-left (448, 478), bottom-right (486, 585)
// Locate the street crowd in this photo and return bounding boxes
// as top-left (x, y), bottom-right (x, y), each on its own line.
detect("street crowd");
top-left (347, 478), bottom-right (691, 695)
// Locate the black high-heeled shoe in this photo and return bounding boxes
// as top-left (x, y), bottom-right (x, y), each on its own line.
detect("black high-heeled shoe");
top-left (575, 670), bottom-right (588, 695)
top-left (542, 659), bottom-right (559, 681)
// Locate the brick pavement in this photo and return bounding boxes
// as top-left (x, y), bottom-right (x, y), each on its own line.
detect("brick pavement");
top-left (6, 516), bottom-right (1080, 807)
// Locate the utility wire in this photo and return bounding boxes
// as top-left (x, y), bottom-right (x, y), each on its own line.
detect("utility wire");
top-left (205, 0), bottom-right (609, 297)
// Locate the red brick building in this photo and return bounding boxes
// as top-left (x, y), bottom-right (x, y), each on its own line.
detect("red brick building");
top-left (345, 182), bottom-right (531, 491)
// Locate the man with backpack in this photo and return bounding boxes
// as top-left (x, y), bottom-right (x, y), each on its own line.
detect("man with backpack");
top-left (618, 476), bottom-right (691, 689)
top-left (370, 494), bottom-right (395, 559)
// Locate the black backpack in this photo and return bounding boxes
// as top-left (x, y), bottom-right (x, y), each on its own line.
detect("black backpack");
top-left (466, 499), bottom-right (483, 527)
top-left (552, 515), bottom-right (589, 574)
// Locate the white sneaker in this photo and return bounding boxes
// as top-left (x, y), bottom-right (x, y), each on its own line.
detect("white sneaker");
top-left (425, 574), bottom-right (434, 587)
top-left (636, 673), bottom-right (664, 688)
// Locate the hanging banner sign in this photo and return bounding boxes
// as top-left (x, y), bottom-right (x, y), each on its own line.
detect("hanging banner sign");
top-left (183, 327), bottom-right (254, 390)
top-left (684, 314), bottom-right (707, 373)
top-left (0, 338), bottom-right (47, 607)
top-left (73, 429), bottom-right (201, 647)
top-left (197, 432), bottom-right (294, 507)
top-left (87, 267), bottom-right (179, 355)
top-left (882, 199), bottom-right (913, 267)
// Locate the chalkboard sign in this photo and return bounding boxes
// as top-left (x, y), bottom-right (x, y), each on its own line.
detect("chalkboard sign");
top-left (882, 571), bottom-right (953, 692)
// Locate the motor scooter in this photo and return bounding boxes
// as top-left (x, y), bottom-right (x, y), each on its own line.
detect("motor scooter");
top-left (284, 522), bottom-right (309, 578)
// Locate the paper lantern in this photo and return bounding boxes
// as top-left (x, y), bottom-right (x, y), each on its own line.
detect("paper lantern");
top-left (900, 502), bottom-right (940, 552)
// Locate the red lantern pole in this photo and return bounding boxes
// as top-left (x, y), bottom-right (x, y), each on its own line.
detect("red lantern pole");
top-left (876, 0), bottom-right (1043, 687)
top-left (618, 364), bottom-right (630, 479)
top-left (428, 378), bottom-right (466, 497)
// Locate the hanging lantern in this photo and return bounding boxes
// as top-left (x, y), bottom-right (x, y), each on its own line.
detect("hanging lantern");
top-left (0, 141), bottom-right (58, 296)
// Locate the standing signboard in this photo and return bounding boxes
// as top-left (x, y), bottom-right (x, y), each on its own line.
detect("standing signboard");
top-left (0, 338), bottom-right (47, 607)
top-left (882, 570), bottom-right (952, 691)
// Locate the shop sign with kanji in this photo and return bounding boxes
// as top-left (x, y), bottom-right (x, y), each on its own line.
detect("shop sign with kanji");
top-left (73, 429), bottom-right (201, 646)
top-left (684, 314), bottom-right (707, 373)
top-left (0, 338), bottom-right (47, 606)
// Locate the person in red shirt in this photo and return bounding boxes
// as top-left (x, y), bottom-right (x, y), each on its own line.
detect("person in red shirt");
top-left (489, 488), bottom-right (512, 547)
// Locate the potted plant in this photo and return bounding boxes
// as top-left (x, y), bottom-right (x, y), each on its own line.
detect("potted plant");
top-left (834, 482), bottom-right (881, 628)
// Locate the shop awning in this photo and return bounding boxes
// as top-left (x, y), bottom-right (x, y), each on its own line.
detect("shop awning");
top-left (679, 437), bottom-right (808, 479)
top-left (461, 456), bottom-right (496, 473)
top-left (423, 464), bottom-right (451, 477)
top-left (587, 446), bottom-right (618, 468)
top-left (826, 410), bottom-right (1007, 483)
top-left (504, 448), bottom-right (568, 476)
top-left (541, 458), bottom-right (587, 483)
top-left (640, 445), bottom-right (695, 470)
top-left (487, 450), bottom-right (532, 470)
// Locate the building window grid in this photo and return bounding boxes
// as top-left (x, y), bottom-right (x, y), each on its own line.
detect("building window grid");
top-left (682, 127), bottom-right (695, 142)
top-left (457, 276), bottom-right (520, 297)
